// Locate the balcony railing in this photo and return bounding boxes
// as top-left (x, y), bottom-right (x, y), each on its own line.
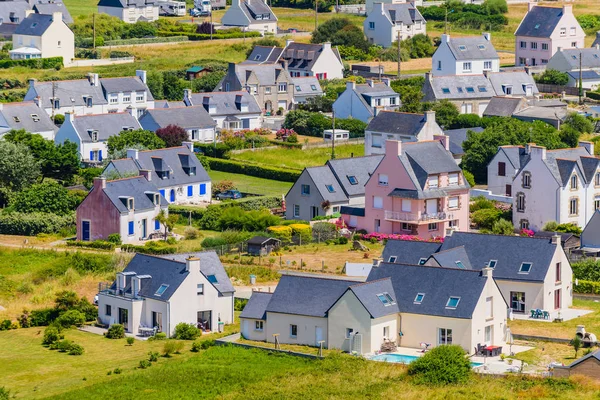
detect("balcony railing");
top-left (98, 282), bottom-right (141, 299)
top-left (384, 210), bottom-right (452, 223)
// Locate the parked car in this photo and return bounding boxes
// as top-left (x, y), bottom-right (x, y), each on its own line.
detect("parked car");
top-left (216, 190), bottom-right (242, 200)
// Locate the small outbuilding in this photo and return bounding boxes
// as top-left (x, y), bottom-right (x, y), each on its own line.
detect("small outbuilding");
top-left (247, 236), bottom-right (280, 256)
top-left (186, 66), bottom-right (211, 80)
top-left (554, 348), bottom-right (600, 379)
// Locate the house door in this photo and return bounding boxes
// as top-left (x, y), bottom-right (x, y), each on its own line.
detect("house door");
top-left (242, 320), bottom-right (249, 338)
top-left (374, 219), bottom-right (380, 233)
top-left (141, 219), bottom-right (147, 239)
top-left (311, 206), bottom-right (319, 219)
top-left (531, 58), bottom-right (536, 66)
top-left (152, 311), bottom-right (163, 332)
top-left (265, 101), bottom-right (272, 113)
top-left (510, 292), bottom-right (525, 313)
top-left (169, 189), bottom-right (175, 203)
top-left (118, 307), bottom-right (128, 328)
top-left (81, 221), bottom-right (90, 241)
top-left (505, 184), bottom-right (512, 197)
top-left (315, 326), bottom-right (323, 346)
top-left (554, 289), bottom-right (561, 310)
top-left (426, 199), bottom-right (438, 215)
top-left (198, 311), bottom-right (212, 331)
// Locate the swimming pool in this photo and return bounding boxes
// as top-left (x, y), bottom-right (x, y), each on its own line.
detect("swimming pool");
top-left (371, 353), bottom-right (483, 368)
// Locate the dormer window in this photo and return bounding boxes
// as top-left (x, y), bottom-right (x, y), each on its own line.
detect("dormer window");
top-left (503, 85), bottom-right (513, 95)
top-left (127, 198), bottom-right (134, 210)
top-left (90, 130), bottom-right (98, 142)
top-left (523, 172), bottom-right (531, 188)
top-left (519, 262), bottom-right (532, 274)
top-left (31, 114), bottom-right (40, 122)
top-left (571, 175), bottom-right (578, 189)
top-left (446, 296), bottom-right (460, 309)
top-left (154, 193), bottom-right (160, 205)
top-left (53, 99), bottom-right (60, 109)
top-left (85, 97), bottom-right (93, 108)
top-left (414, 293), bottom-right (425, 304)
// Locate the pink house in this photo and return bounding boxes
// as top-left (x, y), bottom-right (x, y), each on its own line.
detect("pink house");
top-left (514, 3), bottom-right (585, 67)
top-left (342, 139), bottom-right (470, 238)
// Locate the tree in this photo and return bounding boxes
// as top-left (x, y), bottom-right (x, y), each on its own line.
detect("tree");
top-left (431, 100), bottom-right (459, 129)
top-left (559, 125), bottom-right (581, 148)
top-left (106, 129), bottom-right (166, 156)
top-left (491, 219), bottom-right (514, 235)
top-left (4, 130), bottom-right (79, 183)
top-left (0, 141), bottom-right (40, 192)
top-left (563, 113), bottom-right (594, 135)
top-left (196, 22), bottom-right (216, 35)
top-left (572, 335), bottom-right (582, 358)
top-left (450, 114), bottom-right (483, 129)
top-left (155, 125), bottom-right (189, 148)
top-left (534, 69), bottom-right (569, 86)
top-left (311, 18), bottom-right (369, 52)
top-left (482, 0), bottom-right (508, 15)
top-left (162, 70), bottom-right (187, 101)
top-left (191, 71), bottom-right (226, 93)
top-left (156, 210), bottom-right (179, 240)
top-left (11, 182), bottom-right (77, 215)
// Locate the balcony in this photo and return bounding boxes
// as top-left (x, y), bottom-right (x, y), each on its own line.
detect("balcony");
top-left (98, 283), bottom-right (141, 300)
top-left (384, 210), bottom-right (452, 223)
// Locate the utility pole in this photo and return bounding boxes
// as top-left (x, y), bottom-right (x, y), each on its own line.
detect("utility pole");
top-left (51, 81), bottom-right (56, 122)
top-left (210, 11), bottom-right (213, 40)
top-left (92, 13), bottom-right (96, 50)
top-left (397, 30), bottom-right (401, 79)
top-left (579, 50), bottom-right (583, 104)
top-left (315, 0), bottom-right (318, 31)
top-left (331, 109), bottom-right (336, 160)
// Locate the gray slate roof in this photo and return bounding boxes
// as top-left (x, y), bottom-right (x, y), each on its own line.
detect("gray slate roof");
top-left (292, 77), bottom-right (323, 96)
top-left (240, 292), bottom-right (272, 320)
top-left (26, 79), bottom-right (108, 108)
top-left (14, 13), bottom-right (54, 36)
top-left (139, 106), bottom-right (216, 130)
top-left (439, 232), bottom-right (558, 282)
top-left (497, 146), bottom-right (529, 170)
top-left (326, 155), bottom-right (383, 197)
top-left (366, 111), bottom-right (426, 136)
top-left (108, 145), bottom-right (210, 188)
top-left (101, 77), bottom-right (154, 100)
top-left (345, 278), bottom-right (399, 318)
top-left (187, 91), bottom-right (261, 115)
top-left (0, 0), bottom-right (30, 24)
top-left (305, 165), bottom-right (348, 203)
top-left (559, 48), bottom-right (600, 70)
top-left (33, 2), bottom-right (73, 24)
top-left (241, 0), bottom-right (277, 22)
top-left (234, 64), bottom-right (289, 86)
top-left (446, 35), bottom-right (499, 61)
top-left (568, 71), bottom-right (600, 80)
top-left (487, 71), bottom-right (539, 97)
top-left (97, 0), bottom-right (156, 8)
top-left (381, 239), bottom-right (442, 264)
top-left (428, 246), bottom-right (473, 270)
top-left (384, 3), bottom-right (424, 25)
top-left (515, 6), bottom-right (566, 38)
top-left (0, 101), bottom-right (56, 134)
top-left (443, 126), bottom-right (484, 156)
top-left (100, 176), bottom-right (167, 214)
top-left (72, 112), bottom-right (141, 142)
top-left (424, 74), bottom-right (494, 101)
top-left (243, 46), bottom-right (283, 64)
top-left (594, 32), bottom-right (600, 48)
top-left (483, 96), bottom-right (526, 117)
top-left (160, 251), bottom-right (235, 294)
top-left (282, 42), bottom-right (342, 71)
top-left (367, 263), bottom-right (488, 319)
top-left (265, 275), bottom-right (357, 317)
top-left (114, 254), bottom-right (188, 301)
top-left (537, 146), bottom-right (596, 186)
top-left (354, 82), bottom-right (397, 97)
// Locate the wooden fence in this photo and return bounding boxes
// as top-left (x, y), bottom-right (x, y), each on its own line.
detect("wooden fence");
top-left (536, 83), bottom-right (580, 96)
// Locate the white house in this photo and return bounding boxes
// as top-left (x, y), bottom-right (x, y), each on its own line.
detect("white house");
top-left (364, 2), bottom-right (426, 48)
top-left (103, 143), bottom-right (212, 205)
top-left (332, 79), bottom-right (400, 123)
top-left (183, 90), bottom-right (262, 131)
top-left (431, 33), bottom-right (499, 77)
top-left (0, 101), bottom-right (56, 140)
top-left (55, 112), bottom-right (141, 163)
top-left (220, 0), bottom-right (277, 35)
top-left (510, 142), bottom-right (600, 231)
top-left (546, 47), bottom-right (600, 90)
top-left (97, 252), bottom-right (235, 337)
top-left (10, 11), bottom-right (74, 66)
top-left (139, 106), bottom-right (217, 143)
top-left (364, 110), bottom-right (443, 155)
top-left (97, 0), bottom-right (160, 23)
top-left (487, 144), bottom-right (529, 197)
top-left (100, 71), bottom-right (155, 117)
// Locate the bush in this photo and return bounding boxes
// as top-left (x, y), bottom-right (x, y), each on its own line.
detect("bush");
top-left (191, 341), bottom-right (202, 352)
top-left (66, 240), bottom-right (115, 250)
top-left (184, 226), bottom-right (201, 240)
top-left (542, 221), bottom-right (582, 235)
top-left (469, 196), bottom-right (495, 212)
top-left (106, 324), bottom-right (125, 339)
top-left (149, 332), bottom-right (167, 341)
top-left (407, 345), bottom-right (472, 385)
top-left (312, 222), bottom-right (338, 241)
top-left (572, 259), bottom-right (600, 282)
top-left (42, 326), bottom-right (63, 345)
top-left (55, 310), bottom-right (86, 328)
top-left (163, 341), bottom-right (184, 356)
top-left (289, 224), bottom-right (312, 242)
top-left (204, 157), bottom-right (301, 182)
top-left (200, 339), bottom-right (216, 350)
top-left (0, 320), bottom-right (12, 331)
top-left (471, 208), bottom-right (502, 230)
top-left (573, 279), bottom-right (600, 294)
top-left (337, 236), bottom-right (349, 245)
top-left (55, 339), bottom-right (74, 352)
top-left (107, 233), bottom-right (122, 245)
top-left (30, 308), bottom-right (60, 327)
top-left (201, 236), bottom-right (227, 248)
top-left (121, 241), bottom-right (176, 255)
top-left (0, 57), bottom-right (63, 69)
top-left (127, 337), bottom-right (135, 346)
top-left (218, 207), bottom-right (281, 232)
top-left (0, 212), bottom-right (75, 235)
top-left (267, 225), bottom-right (293, 242)
top-left (68, 343), bottom-right (84, 355)
top-left (148, 351), bottom-right (159, 362)
top-left (491, 219), bottom-right (514, 235)
top-left (534, 69), bottom-right (569, 86)
top-left (462, 170), bottom-right (475, 187)
top-left (138, 359), bottom-right (152, 369)
top-left (104, 36), bottom-right (188, 46)
top-left (173, 323), bottom-right (200, 340)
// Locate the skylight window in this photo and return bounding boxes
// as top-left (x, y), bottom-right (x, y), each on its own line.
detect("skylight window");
top-left (388, 256), bottom-right (397, 263)
top-left (455, 261), bottom-right (466, 269)
top-left (418, 258), bottom-right (427, 265)
top-left (326, 184), bottom-right (335, 193)
top-left (414, 293), bottom-right (425, 304)
top-left (572, 55), bottom-right (577, 60)
top-left (311, 85), bottom-right (317, 91)
top-left (478, 44), bottom-right (486, 50)
top-left (595, 54), bottom-right (599, 59)
top-left (347, 175), bottom-right (358, 185)
top-left (458, 45), bottom-right (467, 51)
top-left (446, 296), bottom-right (460, 309)
top-left (13, 116), bottom-right (20, 123)
top-left (31, 22), bottom-right (38, 28)
top-left (155, 284), bottom-right (169, 296)
top-left (519, 262), bottom-right (532, 273)
top-left (31, 114), bottom-right (39, 122)
top-left (457, 87), bottom-right (464, 93)
top-left (478, 86), bottom-right (487, 92)
top-left (442, 88), bottom-right (450, 94)
top-left (534, 23), bottom-right (540, 29)
top-left (488, 260), bottom-right (497, 268)
top-left (207, 274), bottom-right (218, 283)
top-left (295, 85), bottom-right (302, 92)
top-left (466, 87), bottom-right (475, 93)
top-left (254, 55), bottom-right (261, 60)
top-left (377, 292), bottom-right (395, 306)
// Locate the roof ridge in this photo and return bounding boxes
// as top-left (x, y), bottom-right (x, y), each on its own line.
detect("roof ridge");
top-left (74, 111), bottom-right (132, 118)
top-left (449, 231), bottom-right (552, 241)
top-left (349, 277), bottom-right (390, 288)
top-left (137, 146), bottom-right (187, 154)
top-left (105, 175), bottom-right (144, 183)
top-left (281, 274), bottom-right (357, 283)
top-left (134, 252), bottom-right (186, 265)
top-left (431, 245), bottom-right (465, 256)
top-left (379, 261), bottom-right (483, 274)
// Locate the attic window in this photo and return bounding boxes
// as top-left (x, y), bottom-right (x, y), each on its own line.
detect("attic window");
top-left (207, 274), bottom-right (218, 284)
top-left (154, 193), bottom-right (160, 205)
top-left (347, 175), bottom-right (358, 185)
top-left (519, 262), bottom-right (532, 274)
top-left (388, 256), bottom-right (397, 263)
top-left (31, 22), bottom-right (38, 28)
top-left (455, 261), bottom-right (466, 269)
top-left (572, 55), bottom-right (577, 60)
top-left (534, 24), bottom-right (540, 29)
top-left (457, 87), bottom-right (464, 93)
top-left (155, 284), bottom-right (169, 296)
top-left (414, 293), bottom-right (425, 304)
top-left (326, 184), bottom-right (335, 193)
top-left (91, 131), bottom-right (98, 142)
top-left (418, 258), bottom-right (427, 265)
top-left (478, 86), bottom-right (487, 92)
top-left (311, 85), bottom-right (317, 91)
top-left (254, 55), bottom-right (261, 61)
top-left (478, 44), bottom-right (486, 50)
top-left (13, 116), bottom-right (20, 123)
top-left (442, 88), bottom-right (450, 94)
top-left (377, 292), bottom-right (395, 306)
top-left (295, 85), bottom-right (302, 92)
top-left (466, 87), bottom-right (475, 93)
top-left (458, 45), bottom-right (467, 51)
top-left (488, 260), bottom-right (497, 268)
top-left (31, 114), bottom-right (40, 122)
top-left (446, 296), bottom-right (460, 309)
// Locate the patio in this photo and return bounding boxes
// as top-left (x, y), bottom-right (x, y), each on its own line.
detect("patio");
top-left (79, 325), bottom-right (152, 341)
top-left (511, 308), bottom-right (593, 323)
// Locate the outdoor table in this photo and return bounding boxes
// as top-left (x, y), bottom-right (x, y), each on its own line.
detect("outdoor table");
top-left (484, 346), bottom-right (502, 357)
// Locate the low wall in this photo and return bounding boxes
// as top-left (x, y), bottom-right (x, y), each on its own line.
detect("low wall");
top-left (512, 334), bottom-right (571, 343)
top-left (470, 189), bottom-right (512, 204)
top-left (215, 333), bottom-right (323, 359)
top-left (69, 57), bottom-right (135, 68)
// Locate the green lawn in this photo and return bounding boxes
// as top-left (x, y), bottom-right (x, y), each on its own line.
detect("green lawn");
top-left (208, 170), bottom-right (292, 197)
top-left (230, 144), bottom-right (364, 171)
top-left (63, 0), bottom-right (96, 17)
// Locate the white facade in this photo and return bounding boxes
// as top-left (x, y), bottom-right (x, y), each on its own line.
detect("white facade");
top-left (265, 313), bottom-right (328, 347)
top-left (98, 3), bottom-right (159, 23)
top-left (432, 33), bottom-right (499, 77)
top-left (103, 71), bottom-right (155, 117)
top-left (364, 3), bottom-right (426, 48)
top-left (333, 80), bottom-right (400, 123)
top-left (487, 147), bottom-right (523, 197)
top-left (220, 0), bottom-right (277, 35)
top-left (119, 206), bottom-right (163, 244)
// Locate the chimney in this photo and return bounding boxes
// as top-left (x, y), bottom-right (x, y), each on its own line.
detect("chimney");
top-left (127, 148), bottom-right (139, 160)
top-left (322, 42), bottom-right (331, 51)
top-left (136, 70), bottom-right (147, 84)
top-left (482, 32), bottom-right (491, 42)
top-left (116, 272), bottom-right (125, 291)
top-left (93, 176), bottom-right (106, 189)
top-left (372, 257), bottom-right (383, 268)
top-left (139, 169), bottom-right (151, 182)
top-left (382, 77), bottom-right (391, 87)
top-left (286, 39), bottom-right (294, 47)
top-left (33, 96), bottom-right (40, 107)
top-left (425, 72), bottom-right (432, 82)
top-left (51, 11), bottom-right (62, 22)
top-left (579, 141), bottom-right (594, 155)
top-left (346, 81), bottom-right (356, 91)
top-left (528, 144), bottom-right (546, 160)
top-left (367, 79), bottom-right (374, 88)
top-left (386, 140), bottom-right (402, 156)
top-left (227, 62), bottom-right (236, 79)
top-left (25, 9), bottom-right (34, 17)
top-left (182, 141), bottom-right (193, 151)
top-left (377, 2), bottom-right (384, 14)
top-left (528, 1), bottom-right (535, 11)
top-left (434, 134), bottom-right (449, 151)
top-left (552, 234), bottom-right (561, 246)
top-left (482, 267), bottom-right (493, 279)
top-left (28, 78), bottom-right (36, 88)
top-left (65, 111), bottom-right (73, 124)
top-left (563, 4), bottom-right (572, 14)
top-left (441, 33), bottom-right (450, 43)
top-left (183, 88), bottom-right (191, 105)
top-left (186, 256), bottom-right (200, 272)
top-left (88, 73), bottom-right (99, 87)
top-left (557, 46), bottom-right (562, 53)
top-left (424, 110), bottom-right (435, 123)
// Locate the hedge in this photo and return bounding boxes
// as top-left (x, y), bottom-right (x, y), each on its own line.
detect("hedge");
top-left (267, 139), bottom-right (303, 149)
top-left (157, 30), bottom-right (261, 41)
top-left (0, 57), bottom-right (63, 69)
top-left (574, 280), bottom-right (600, 294)
top-left (204, 157), bottom-right (301, 182)
top-left (104, 36), bottom-right (188, 46)
top-left (0, 212), bottom-right (75, 235)
top-left (169, 205), bottom-right (206, 220)
top-left (66, 240), bottom-right (115, 250)
top-left (267, 225), bottom-right (293, 242)
top-left (121, 242), bottom-right (176, 255)
top-left (586, 91), bottom-right (600, 101)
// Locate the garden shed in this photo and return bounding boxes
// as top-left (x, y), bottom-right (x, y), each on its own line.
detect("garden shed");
top-left (247, 236), bottom-right (280, 256)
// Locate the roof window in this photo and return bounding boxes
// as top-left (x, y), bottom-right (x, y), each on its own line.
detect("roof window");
top-left (13, 116), bottom-right (20, 123)
top-left (534, 24), bottom-right (540, 29)
top-left (418, 258), bottom-right (427, 265)
top-left (207, 274), bottom-right (218, 284)
top-left (446, 296), bottom-right (460, 309)
top-left (377, 292), bottom-right (395, 306)
top-left (155, 284), bottom-right (169, 296)
top-left (326, 184), bottom-right (335, 193)
top-left (311, 85), bottom-right (317, 91)
top-left (519, 262), bottom-right (532, 274)
top-left (254, 54), bottom-right (261, 61)
top-left (466, 87), bottom-right (475, 93)
top-left (478, 86), bottom-right (487, 92)
top-left (295, 85), bottom-right (301, 92)
top-left (31, 114), bottom-right (40, 122)
top-left (458, 45), bottom-right (467, 51)
top-left (388, 256), bottom-right (397, 263)
top-left (442, 88), bottom-right (450, 94)
top-left (478, 44), bottom-right (486, 50)
top-left (347, 175), bottom-right (358, 185)
top-left (488, 260), bottom-right (497, 268)
top-left (457, 87), bottom-right (463, 93)
top-left (455, 261), bottom-right (466, 269)
top-left (414, 293), bottom-right (425, 304)
top-left (572, 55), bottom-right (577, 60)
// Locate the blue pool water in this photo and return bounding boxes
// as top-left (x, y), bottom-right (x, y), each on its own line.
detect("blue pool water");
top-left (371, 353), bottom-right (483, 368)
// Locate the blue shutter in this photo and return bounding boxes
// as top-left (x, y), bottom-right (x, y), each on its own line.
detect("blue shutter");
top-left (128, 221), bottom-right (134, 235)
top-left (187, 185), bottom-right (193, 197)
top-left (98, 150), bottom-right (103, 161)
top-left (89, 151), bottom-right (94, 161)
top-left (159, 189), bottom-right (165, 199)
top-left (154, 219), bottom-right (160, 230)
top-left (199, 183), bottom-right (206, 195)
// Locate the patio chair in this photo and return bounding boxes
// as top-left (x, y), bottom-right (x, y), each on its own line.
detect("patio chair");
top-left (535, 309), bottom-right (543, 319)
top-left (543, 311), bottom-right (550, 320)
top-left (530, 309), bottom-right (536, 318)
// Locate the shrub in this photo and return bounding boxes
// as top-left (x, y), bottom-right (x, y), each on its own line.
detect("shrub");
top-left (68, 343), bottom-right (84, 355)
top-left (106, 324), bottom-right (125, 339)
top-left (113, 368), bottom-right (122, 374)
top-left (204, 157), bottom-right (301, 182)
top-left (148, 351), bottom-right (159, 362)
top-left (173, 323), bottom-right (200, 340)
top-left (55, 339), bottom-right (74, 352)
top-left (462, 170), bottom-right (475, 187)
top-left (42, 326), bottom-right (63, 345)
top-left (267, 225), bottom-right (293, 242)
top-left (471, 208), bottom-right (502, 230)
top-left (337, 236), bottom-right (349, 245)
top-left (66, 240), bottom-right (115, 250)
top-left (0, 212), bottom-right (75, 235)
top-left (0, 57), bottom-right (63, 69)
top-left (107, 233), bottom-right (122, 245)
top-left (184, 226), bottom-right (201, 240)
top-left (572, 259), bottom-right (600, 282)
top-left (127, 337), bottom-right (135, 346)
top-left (0, 320), bottom-right (12, 330)
top-left (138, 359), bottom-right (152, 369)
top-left (163, 341), bottom-right (184, 356)
top-left (30, 308), bottom-right (60, 327)
top-left (312, 222), bottom-right (338, 241)
top-left (573, 279), bottom-right (600, 294)
top-left (121, 241), bottom-right (176, 255)
top-left (289, 224), bottom-right (312, 242)
top-left (469, 196), bottom-right (495, 212)
top-left (407, 345), bottom-right (472, 385)
top-left (191, 341), bottom-right (202, 352)
top-left (152, 332), bottom-right (167, 341)
top-left (55, 310), bottom-right (86, 328)
top-left (218, 207), bottom-right (280, 232)
top-left (200, 339), bottom-right (216, 350)
top-left (491, 219), bottom-right (514, 235)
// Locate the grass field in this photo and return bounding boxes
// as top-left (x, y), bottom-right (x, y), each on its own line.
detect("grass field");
top-left (230, 143), bottom-right (364, 170)
top-left (208, 170), bottom-right (292, 197)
